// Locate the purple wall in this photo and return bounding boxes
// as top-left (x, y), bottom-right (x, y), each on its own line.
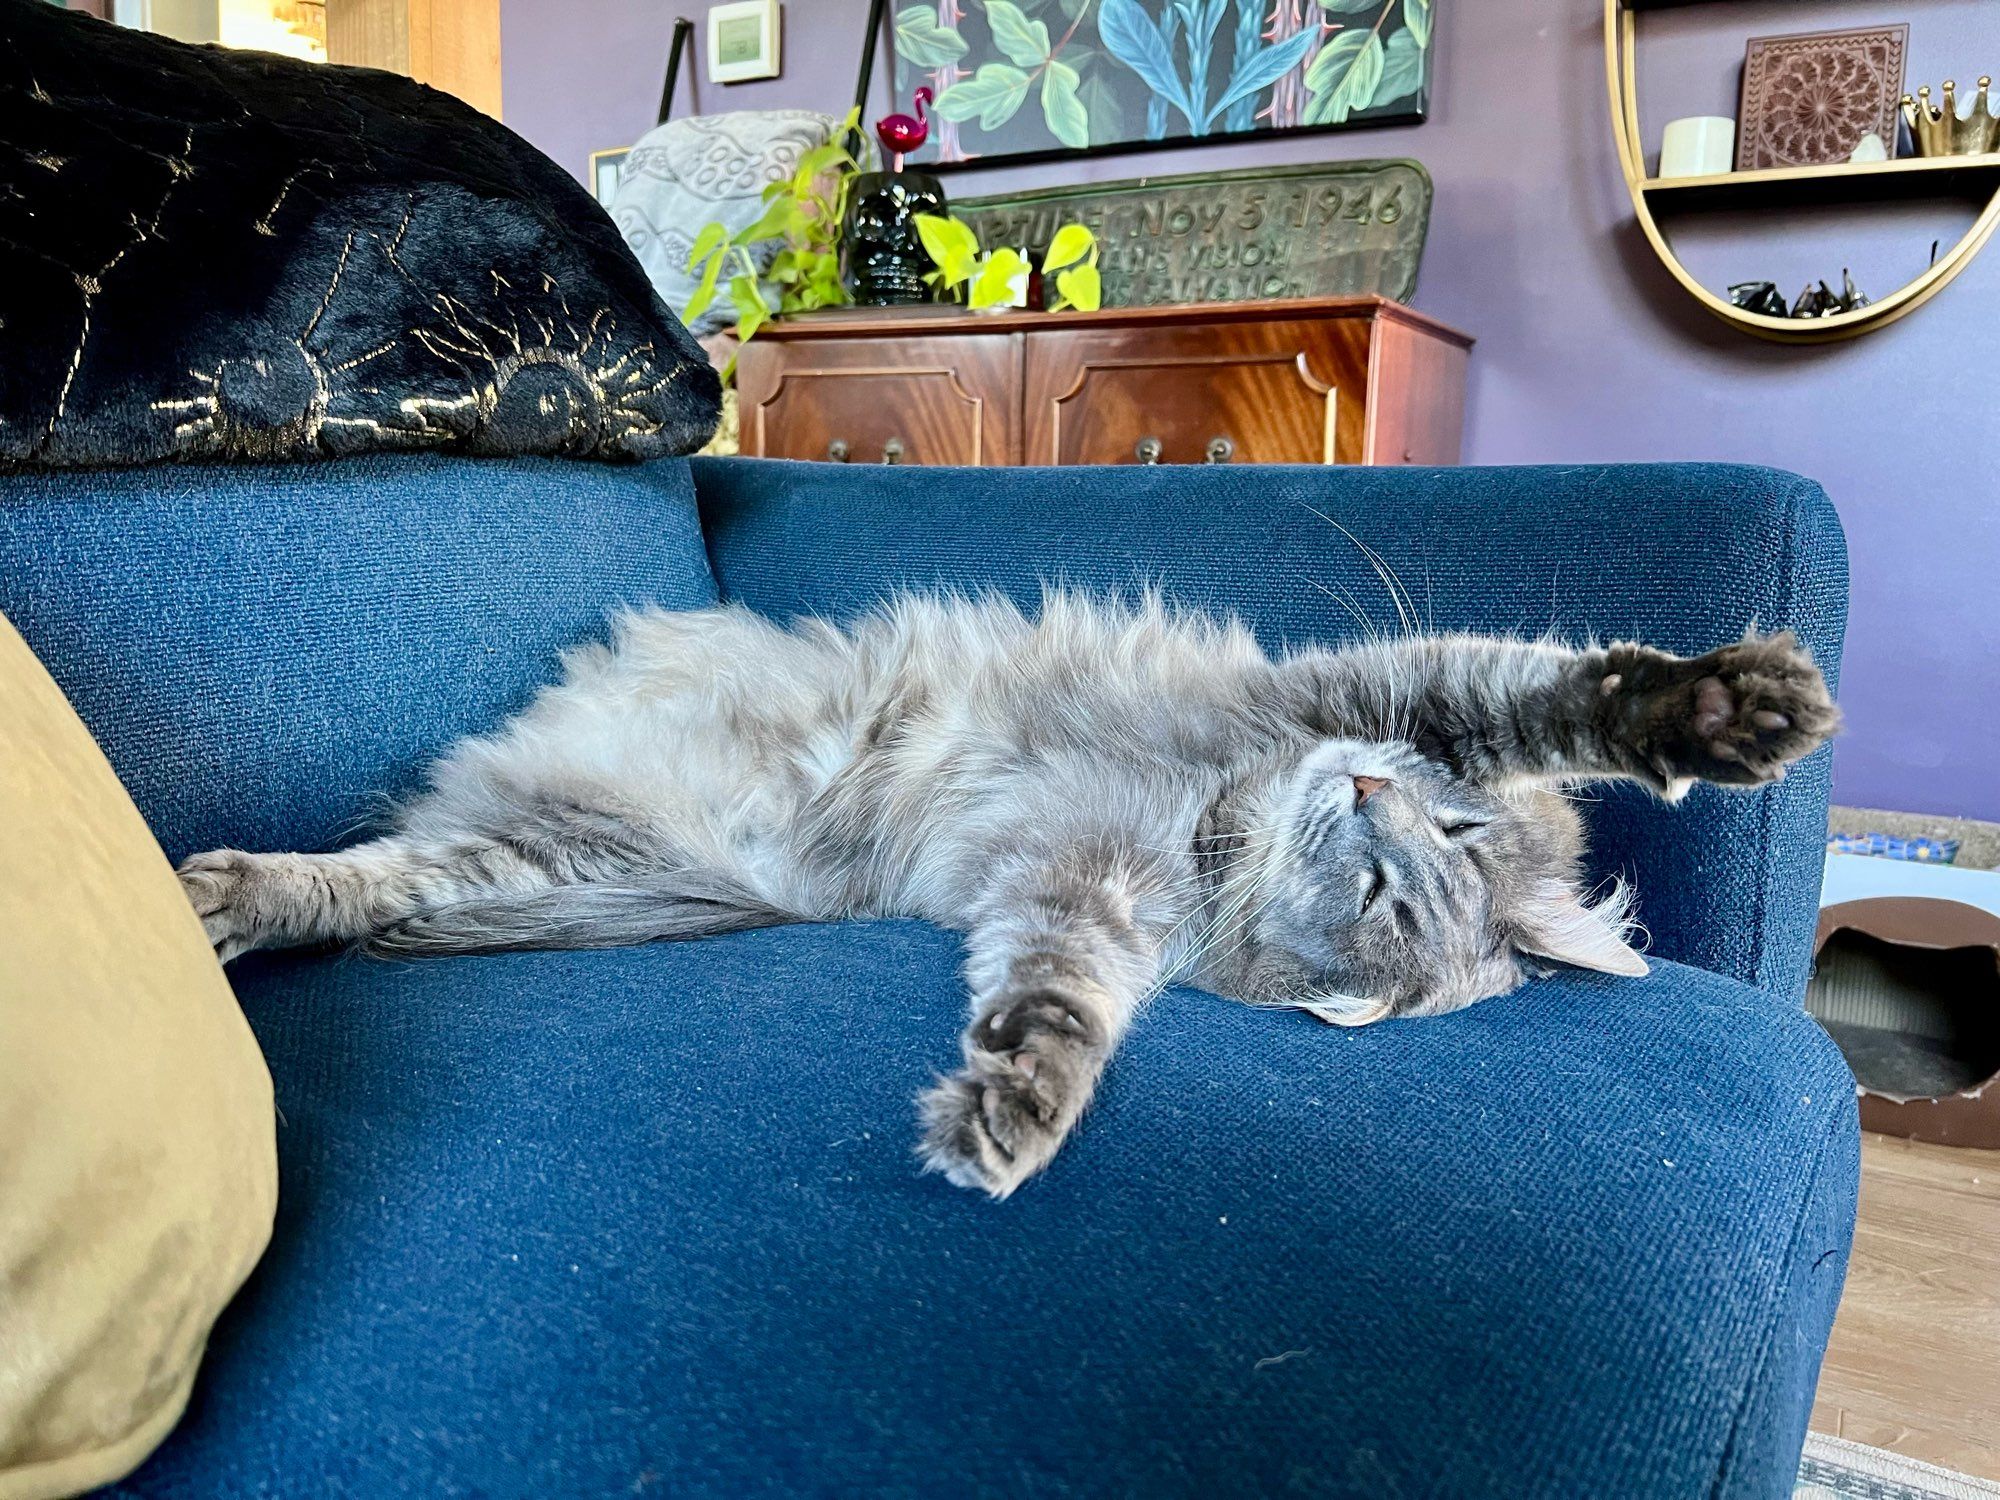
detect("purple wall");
top-left (502, 0), bottom-right (2000, 822)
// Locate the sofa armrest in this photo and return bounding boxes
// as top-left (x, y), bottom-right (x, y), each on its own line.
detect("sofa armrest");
top-left (693, 458), bottom-right (1848, 1000)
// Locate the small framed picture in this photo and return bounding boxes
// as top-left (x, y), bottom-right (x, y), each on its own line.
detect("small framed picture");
top-left (589, 147), bottom-right (630, 208)
top-left (708, 0), bottom-right (780, 84)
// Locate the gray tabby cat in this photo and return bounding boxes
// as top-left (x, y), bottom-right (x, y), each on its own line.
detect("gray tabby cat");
top-left (179, 592), bottom-right (1836, 1197)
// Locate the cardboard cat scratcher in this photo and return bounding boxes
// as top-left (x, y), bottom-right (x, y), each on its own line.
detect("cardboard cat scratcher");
top-left (1812, 898), bottom-right (2000, 1147)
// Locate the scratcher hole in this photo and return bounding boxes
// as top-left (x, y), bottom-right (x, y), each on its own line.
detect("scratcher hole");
top-left (1809, 930), bottom-right (2000, 1098)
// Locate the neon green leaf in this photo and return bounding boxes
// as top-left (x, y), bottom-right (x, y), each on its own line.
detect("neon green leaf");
top-left (730, 274), bottom-right (771, 342)
top-left (687, 220), bottom-right (727, 272)
top-left (1053, 263), bottom-right (1102, 311)
top-left (1044, 222), bottom-right (1096, 272)
top-left (915, 212), bottom-right (981, 266)
top-left (682, 248), bottom-right (727, 322)
top-left (969, 246), bottom-right (1029, 309)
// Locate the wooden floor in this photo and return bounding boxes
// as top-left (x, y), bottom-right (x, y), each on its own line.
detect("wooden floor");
top-left (1810, 1132), bottom-right (2000, 1480)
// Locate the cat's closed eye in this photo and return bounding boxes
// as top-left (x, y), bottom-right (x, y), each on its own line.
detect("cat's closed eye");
top-left (1360, 862), bottom-right (1389, 912)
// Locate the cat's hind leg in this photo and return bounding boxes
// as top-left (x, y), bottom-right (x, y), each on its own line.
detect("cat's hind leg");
top-left (178, 836), bottom-right (557, 962)
top-left (180, 834), bottom-right (788, 962)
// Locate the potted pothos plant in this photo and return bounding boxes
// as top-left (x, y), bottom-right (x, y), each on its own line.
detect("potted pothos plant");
top-left (683, 107), bottom-right (863, 376)
top-left (914, 214), bottom-right (1103, 312)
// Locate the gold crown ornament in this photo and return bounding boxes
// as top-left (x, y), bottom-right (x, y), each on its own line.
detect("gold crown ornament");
top-left (1902, 78), bottom-right (2000, 157)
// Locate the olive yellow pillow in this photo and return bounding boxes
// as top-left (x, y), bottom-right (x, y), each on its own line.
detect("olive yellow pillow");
top-left (0, 613), bottom-right (276, 1500)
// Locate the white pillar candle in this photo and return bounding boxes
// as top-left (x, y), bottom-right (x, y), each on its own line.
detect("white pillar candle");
top-left (1659, 116), bottom-right (1737, 178)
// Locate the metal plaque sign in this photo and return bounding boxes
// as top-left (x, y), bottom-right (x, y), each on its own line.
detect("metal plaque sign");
top-left (953, 160), bottom-right (1433, 308)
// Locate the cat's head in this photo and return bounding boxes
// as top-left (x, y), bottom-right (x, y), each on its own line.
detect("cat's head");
top-left (1219, 738), bottom-right (1645, 1025)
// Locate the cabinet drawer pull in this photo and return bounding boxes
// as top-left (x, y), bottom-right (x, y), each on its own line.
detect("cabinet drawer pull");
top-left (1135, 436), bottom-right (1163, 465)
top-left (1205, 436), bottom-right (1236, 465)
top-left (827, 439), bottom-right (850, 462)
top-left (882, 437), bottom-right (905, 465)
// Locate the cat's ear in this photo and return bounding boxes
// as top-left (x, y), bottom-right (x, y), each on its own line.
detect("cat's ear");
top-left (1513, 880), bottom-right (1649, 978)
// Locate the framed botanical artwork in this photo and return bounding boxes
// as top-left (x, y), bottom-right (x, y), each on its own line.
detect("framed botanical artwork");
top-left (891, 0), bottom-right (1434, 170)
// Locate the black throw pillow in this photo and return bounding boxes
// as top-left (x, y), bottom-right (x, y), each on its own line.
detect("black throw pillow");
top-left (0, 0), bottom-right (720, 469)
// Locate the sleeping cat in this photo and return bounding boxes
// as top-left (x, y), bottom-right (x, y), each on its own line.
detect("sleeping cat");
top-left (178, 592), bottom-right (1836, 1197)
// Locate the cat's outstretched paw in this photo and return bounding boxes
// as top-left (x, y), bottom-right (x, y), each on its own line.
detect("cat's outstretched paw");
top-left (176, 848), bottom-right (273, 963)
top-left (916, 989), bottom-right (1103, 1198)
top-left (1611, 630), bottom-right (1838, 789)
top-left (1681, 632), bottom-right (1840, 781)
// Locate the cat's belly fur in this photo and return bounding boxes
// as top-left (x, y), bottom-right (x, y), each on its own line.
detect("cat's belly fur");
top-left (399, 599), bottom-right (1264, 926)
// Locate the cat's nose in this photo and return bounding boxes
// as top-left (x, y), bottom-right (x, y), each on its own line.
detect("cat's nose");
top-left (1352, 775), bottom-right (1392, 807)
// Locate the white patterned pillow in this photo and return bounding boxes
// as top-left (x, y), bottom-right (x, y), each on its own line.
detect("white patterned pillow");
top-left (612, 110), bottom-right (842, 336)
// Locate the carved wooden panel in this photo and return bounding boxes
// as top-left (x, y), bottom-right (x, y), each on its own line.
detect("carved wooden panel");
top-left (1022, 320), bottom-right (1371, 466)
top-left (736, 335), bottom-right (1020, 466)
top-left (1737, 25), bottom-right (1908, 170)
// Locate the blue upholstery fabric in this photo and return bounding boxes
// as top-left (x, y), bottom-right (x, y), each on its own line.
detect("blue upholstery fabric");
top-left (104, 922), bottom-right (1857, 1499)
top-left (0, 455), bottom-right (715, 861)
top-left (694, 460), bottom-right (1849, 1004)
top-left (0, 455), bottom-right (1853, 1496)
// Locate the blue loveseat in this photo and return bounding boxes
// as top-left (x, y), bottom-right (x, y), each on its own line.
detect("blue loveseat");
top-left (0, 456), bottom-right (1855, 1498)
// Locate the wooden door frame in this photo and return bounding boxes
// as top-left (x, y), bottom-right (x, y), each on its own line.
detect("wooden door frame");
top-left (326, 0), bottom-right (502, 119)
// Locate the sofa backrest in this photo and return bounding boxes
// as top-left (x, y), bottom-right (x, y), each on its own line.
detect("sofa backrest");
top-left (692, 458), bottom-right (1849, 1001)
top-left (0, 456), bottom-right (715, 861)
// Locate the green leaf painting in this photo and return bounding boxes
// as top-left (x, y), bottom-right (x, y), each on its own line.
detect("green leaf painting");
top-left (903, 0), bottom-right (1431, 167)
top-left (1041, 59), bottom-right (1093, 148)
top-left (1403, 0), bottom-right (1431, 48)
top-left (1304, 28), bottom-right (1382, 125)
top-left (932, 61), bottom-right (1034, 129)
top-left (983, 0), bottom-right (1052, 68)
top-left (1374, 26), bottom-right (1425, 109)
top-left (894, 6), bottom-right (968, 69)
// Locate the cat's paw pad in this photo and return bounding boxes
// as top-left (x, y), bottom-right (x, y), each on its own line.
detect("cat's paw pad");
top-left (1681, 631), bottom-right (1839, 782)
top-left (916, 990), bottom-right (1100, 1198)
top-left (176, 849), bottom-right (269, 963)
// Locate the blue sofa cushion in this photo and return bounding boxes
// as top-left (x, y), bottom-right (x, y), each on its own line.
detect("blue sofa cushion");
top-left (107, 922), bottom-right (1857, 1498)
top-left (0, 456), bottom-right (715, 860)
top-left (693, 459), bottom-right (1849, 1004)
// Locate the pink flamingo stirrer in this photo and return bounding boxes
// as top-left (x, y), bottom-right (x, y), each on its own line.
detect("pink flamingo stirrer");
top-left (874, 86), bottom-right (932, 172)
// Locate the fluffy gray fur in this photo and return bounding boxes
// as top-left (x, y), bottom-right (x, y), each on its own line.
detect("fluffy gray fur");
top-left (179, 591), bottom-right (1837, 1196)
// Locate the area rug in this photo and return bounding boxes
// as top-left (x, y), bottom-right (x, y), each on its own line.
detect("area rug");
top-left (1798, 1433), bottom-right (2000, 1499)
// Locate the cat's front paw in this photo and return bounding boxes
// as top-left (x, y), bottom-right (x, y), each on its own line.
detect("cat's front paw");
top-left (176, 848), bottom-right (273, 963)
top-left (1612, 631), bottom-right (1838, 789)
top-left (917, 989), bottom-right (1103, 1198)
top-left (1682, 632), bottom-right (1840, 780)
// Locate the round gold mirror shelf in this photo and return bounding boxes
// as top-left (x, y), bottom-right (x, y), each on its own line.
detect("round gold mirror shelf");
top-left (1606, 0), bottom-right (2000, 343)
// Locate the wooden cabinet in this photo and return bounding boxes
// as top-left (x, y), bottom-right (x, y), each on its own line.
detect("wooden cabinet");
top-left (738, 334), bottom-right (1019, 466)
top-left (736, 297), bottom-right (1471, 468)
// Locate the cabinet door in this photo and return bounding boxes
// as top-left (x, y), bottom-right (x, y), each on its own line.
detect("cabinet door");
top-left (737, 335), bottom-right (1021, 466)
top-left (1022, 319), bottom-right (1371, 466)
